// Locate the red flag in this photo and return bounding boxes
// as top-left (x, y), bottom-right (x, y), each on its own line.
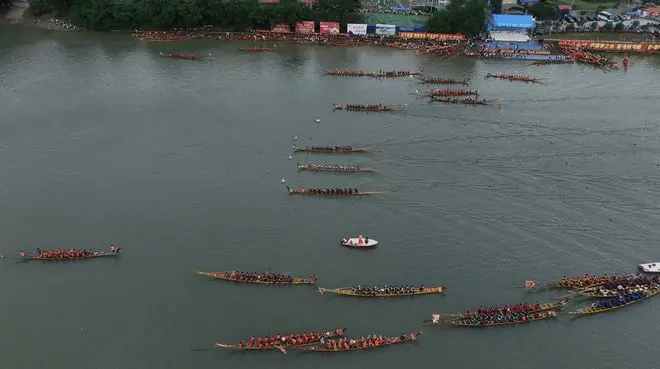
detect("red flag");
top-left (525, 280), bottom-right (536, 289)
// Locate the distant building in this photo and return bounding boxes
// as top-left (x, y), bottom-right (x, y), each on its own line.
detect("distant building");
top-left (487, 14), bottom-right (535, 42)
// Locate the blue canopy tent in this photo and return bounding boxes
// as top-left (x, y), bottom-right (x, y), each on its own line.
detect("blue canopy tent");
top-left (487, 14), bottom-right (535, 31)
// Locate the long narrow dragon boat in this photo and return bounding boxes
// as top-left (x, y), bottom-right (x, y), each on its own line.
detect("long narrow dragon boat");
top-left (293, 146), bottom-right (370, 153)
top-left (196, 271), bottom-right (317, 285)
top-left (287, 187), bottom-right (383, 197)
top-left (13, 246), bottom-right (121, 262)
top-left (318, 286), bottom-right (445, 297)
top-left (424, 89), bottom-right (479, 97)
top-left (449, 310), bottom-right (559, 327)
top-left (332, 104), bottom-right (405, 112)
top-left (293, 331), bottom-right (422, 352)
top-left (297, 164), bottom-right (374, 173)
top-left (417, 76), bottom-right (470, 85)
top-left (485, 73), bottom-right (543, 84)
top-left (430, 97), bottom-right (497, 106)
top-left (240, 46), bottom-right (275, 52)
top-left (425, 301), bottom-right (565, 325)
top-left (214, 328), bottom-right (347, 351)
top-left (326, 70), bottom-right (421, 78)
top-left (532, 59), bottom-right (572, 65)
top-left (527, 274), bottom-right (628, 290)
top-left (569, 286), bottom-right (660, 316)
top-left (577, 276), bottom-right (660, 298)
top-left (160, 52), bottom-right (199, 60)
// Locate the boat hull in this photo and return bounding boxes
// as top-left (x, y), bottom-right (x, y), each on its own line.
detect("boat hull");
top-left (319, 286), bottom-right (445, 297)
top-left (196, 271), bottom-right (316, 285)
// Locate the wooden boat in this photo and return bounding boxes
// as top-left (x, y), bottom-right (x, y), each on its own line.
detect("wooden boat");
top-left (240, 46), bottom-right (274, 52)
top-left (426, 89), bottom-right (479, 97)
top-left (214, 328), bottom-right (347, 351)
top-left (293, 146), bottom-right (369, 153)
top-left (14, 247), bottom-right (121, 262)
top-left (297, 164), bottom-right (374, 173)
top-left (326, 70), bottom-right (373, 77)
top-left (341, 236), bottom-right (378, 248)
top-left (541, 274), bottom-right (627, 289)
top-left (196, 271), bottom-right (317, 285)
top-left (160, 52), bottom-right (199, 60)
top-left (431, 97), bottom-right (496, 106)
top-left (417, 76), bottom-right (470, 85)
top-left (532, 59), bottom-right (572, 65)
top-left (485, 73), bottom-right (543, 84)
top-left (449, 310), bottom-right (559, 327)
top-left (332, 104), bottom-right (405, 112)
top-left (287, 187), bottom-right (383, 197)
top-left (294, 330), bottom-right (422, 352)
top-left (319, 286), bottom-right (445, 297)
top-left (639, 263), bottom-right (660, 273)
top-left (426, 302), bottom-right (564, 324)
top-left (569, 287), bottom-right (660, 316)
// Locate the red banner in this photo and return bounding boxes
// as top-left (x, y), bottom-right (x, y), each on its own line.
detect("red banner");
top-left (295, 21), bottom-right (315, 34)
top-left (397, 32), bottom-right (465, 41)
top-left (271, 23), bottom-right (291, 33)
top-left (556, 40), bottom-right (660, 52)
top-left (319, 22), bottom-right (340, 35)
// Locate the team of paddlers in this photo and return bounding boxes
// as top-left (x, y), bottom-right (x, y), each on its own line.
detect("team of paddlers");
top-left (132, 29), bottom-right (204, 42)
top-left (234, 331), bottom-right (336, 348)
top-left (557, 45), bottom-right (619, 70)
top-left (590, 290), bottom-right (650, 309)
top-left (554, 274), bottom-right (617, 288)
top-left (431, 97), bottom-right (492, 106)
top-left (226, 271), bottom-right (297, 284)
top-left (598, 275), bottom-right (660, 291)
top-left (326, 69), bottom-right (419, 78)
top-left (22, 245), bottom-right (120, 260)
top-left (333, 104), bottom-right (393, 111)
top-left (459, 310), bottom-right (556, 325)
top-left (160, 52), bottom-right (199, 60)
top-left (240, 46), bottom-right (276, 52)
top-left (292, 187), bottom-right (359, 195)
top-left (485, 73), bottom-right (542, 83)
top-left (298, 164), bottom-right (364, 172)
top-left (302, 145), bottom-right (353, 152)
top-left (426, 89), bottom-right (478, 97)
top-left (311, 335), bottom-right (402, 350)
top-left (417, 76), bottom-right (470, 85)
top-left (350, 285), bottom-right (426, 296)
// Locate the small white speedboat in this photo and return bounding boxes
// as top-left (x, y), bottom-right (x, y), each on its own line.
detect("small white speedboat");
top-left (341, 236), bottom-right (378, 248)
top-left (638, 263), bottom-right (660, 273)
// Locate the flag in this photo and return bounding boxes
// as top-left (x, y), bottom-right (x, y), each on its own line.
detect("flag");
top-left (432, 314), bottom-right (440, 324)
top-left (525, 280), bottom-right (537, 290)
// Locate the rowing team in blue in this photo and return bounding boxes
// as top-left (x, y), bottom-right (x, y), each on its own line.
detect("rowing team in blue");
top-left (599, 276), bottom-right (659, 290)
top-left (351, 285), bottom-right (425, 295)
top-left (465, 311), bottom-right (555, 325)
top-left (227, 271), bottom-right (294, 283)
top-left (591, 290), bottom-right (648, 309)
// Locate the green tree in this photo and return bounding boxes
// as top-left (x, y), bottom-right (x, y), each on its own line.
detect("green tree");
top-left (314, 0), bottom-right (361, 25)
top-left (613, 21), bottom-right (624, 31)
top-left (426, 0), bottom-right (486, 37)
top-left (528, 2), bottom-right (558, 20)
top-left (603, 21), bottom-right (613, 31)
top-left (489, 0), bottom-right (502, 13)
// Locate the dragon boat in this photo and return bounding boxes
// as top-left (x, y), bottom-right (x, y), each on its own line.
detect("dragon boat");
top-left (532, 59), bottom-right (572, 65)
top-left (293, 331), bottom-right (422, 352)
top-left (287, 187), bottom-right (383, 197)
top-left (569, 286), bottom-right (660, 316)
top-left (240, 46), bottom-right (275, 52)
top-left (13, 246), bottom-right (121, 262)
top-left (417, 76), bottom-right (470, 85)
top-left (297, 164), bottom-right (374, 173)
top-left (214, 328), bottom-right (347, 351)
top-left (326, 70), bottom-right (374, 77)
top-left (293, 146), bottom-right (370, 153)
top-left (448, 310), bottom-right (559, 327)
top-left (160, 52), bottom-right (199, 60)
top-left (430, 97), bottom-right (496, 106)
top-left (318, 285), bottom-right (445, 297)
top-left (485, 73), bottom-right (543, 84)
top-left (196, 271), bottom-right (317, 285)
top-left (577, 276), bottom-right (660, 298)
top-left (332, 104), bottom-right (405, 112)
top-left (426, 301), bottom-right (565, 325)
top-left (528, 274), bottom-right (628, 290)
top-left (425, 89), bottom-right (479, 97)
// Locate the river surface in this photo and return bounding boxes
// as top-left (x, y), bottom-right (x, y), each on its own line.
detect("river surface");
top-left (1, 26), bottom-right (660, 369)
